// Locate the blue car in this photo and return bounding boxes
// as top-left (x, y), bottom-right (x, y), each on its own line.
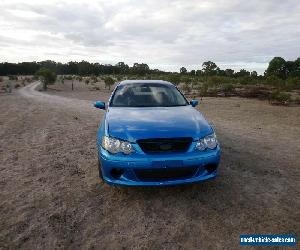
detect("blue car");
top-left (94, 80), bottom-right (221, 186)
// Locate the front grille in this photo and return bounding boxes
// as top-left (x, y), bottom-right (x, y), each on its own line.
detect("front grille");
top-left (137, 137), bottom-right (192, 153)
top-left (135, 167), bottom-right (198, 181)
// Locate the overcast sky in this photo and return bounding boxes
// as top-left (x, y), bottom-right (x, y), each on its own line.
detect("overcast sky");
top-left (1, 0), bottom-right (299, 73)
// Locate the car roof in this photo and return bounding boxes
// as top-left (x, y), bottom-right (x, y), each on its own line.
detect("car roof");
top-left (118, 80), bottom-right (174, 86)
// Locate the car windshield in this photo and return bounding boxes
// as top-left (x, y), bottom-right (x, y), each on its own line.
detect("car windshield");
top-left (110, 83), bottom-right (189, 107)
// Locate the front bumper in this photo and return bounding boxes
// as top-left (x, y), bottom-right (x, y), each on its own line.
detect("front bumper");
top-left (98, 145), bottom-right (221, 186)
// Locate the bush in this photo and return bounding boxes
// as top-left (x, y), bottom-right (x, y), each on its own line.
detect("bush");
top-left (167, 74), bottom-right (181, 85)
top-left (0, 76), bottom-right (3, 82)
top-left (294, 97), bottom-right (300, 105)
top-left (220, 83), bottom-right (235, 96)
top-left (237, 85), bottom-right (270, 99)
top-left (35, 68), bottom-right (57, 90)
top-left (269, 90), bottom-right (291, 105)
top-left (85, 79), bottom-right (90, 85)
top-left (32, 75), bottom-right (39, 80)
top-left (239, 76), bottom-right (253, 85)
top-left (181, 83), bottom-right (191, 93)
top-left (64, 75), bottom-right (73, 80)
top-left (14, 83), bottom-right (20, 88)
top-left (205, 76), bottom-right (235, 87)
top-left (90, 75), bottom-right (97, 83)
top-left (8, 75), bottom-right (17, 80)
top-left (285, 77), bottom-right (300, 90)
top-left (265, 75), bottom-right (284, 87)
top-left (198, 82), bottom-right (209, 96)
top-left (181, 76), bottom-right (192, 85)
top-left (207, 87), bottom-right (218, 97)
top-left (104, 77), bottom-right (115, 90)
top-left (24, 77), bottom-right (32, 83)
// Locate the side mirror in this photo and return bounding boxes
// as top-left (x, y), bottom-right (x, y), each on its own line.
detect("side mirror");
top-left (94, 101), bottom-right (106, 110)
top-left (190, 99), bottom-right (199, 107)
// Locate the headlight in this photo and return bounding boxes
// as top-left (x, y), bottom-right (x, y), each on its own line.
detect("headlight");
top-left (195, 133), bottom-right (218, 151)
top-left (102, 136), bottom-right (134, 154)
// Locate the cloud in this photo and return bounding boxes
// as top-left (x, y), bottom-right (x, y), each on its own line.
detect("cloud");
top-left (0, 0), bottom-right (299, 73)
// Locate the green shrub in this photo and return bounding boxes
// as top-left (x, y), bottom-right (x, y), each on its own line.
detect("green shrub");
top-left (207, 87), bottom-right (218, 97)
top-left (35, 68), bottom-right (57, 90)
top-left (270, 90), bottom-right (291, 104)
top-left (6, 83), bottom-right (12, 93)
top-left (294, 97), bottom-right (300, 105)
top-left (104, 77), bottom-right (115, 90)
top-left (64, 75), bottom-right (73, 80)
top-left (221, 83), bottom-right (235, 94)
top-left (24, 77), bottom-right (32, 83)
top-left (181, 76), bottom-right (192, 85)
top-left (90, 75), bottom-right (97, 83)
top-left (239, 76), bottom-right (253, 85)
top-left (199, 82), bottom-right (209, 96)
top-left (167, 74), bottom-right (181, 85)
top-left (204, 76), bottom-right (235, 87)
top-left (285, 77), bottom-right (300, 90)
top-left (8, 75), bottom-right (17, 80)
top-left (265, 75), bottom-right (284, 87)
top-left (181, 83), bottom-right (191, 93)
top-left (76, 76), bottom-right (83, 82)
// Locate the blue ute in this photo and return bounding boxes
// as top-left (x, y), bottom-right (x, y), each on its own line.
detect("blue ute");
top-left (95, 80), bottom-right (221, 186)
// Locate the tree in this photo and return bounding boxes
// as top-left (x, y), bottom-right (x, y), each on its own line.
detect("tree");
top-left (285, 60), bottom-right (299, 77)
top-left (202, 61), bottom-right (218, 75)
top-left (290, 58), bottom-right (300, 77)
top-left (131, 63), bottom-right (150, 75)
top-left (235, 69), bottom-right (250, 77)
top-left (104, 77), bottom-right (114, 90)
top-left (35, 68), bottom-right (56, 90)
top-left (115, 62), bottom-right (129, 74)
top-left (168, 74), bottom-right (181, 85)
top-left (217, 69), bottom-right (226, 76)
top-left (266, 57), bottom-right (287, 79)
top-left (196, 70), bottom-right (203, 76)
top-left (78, 60), bottom-right (92, 75)
top-left (225, 69), bottom-right (234, 77)
top-left (180, 67), bottom-right (187, 74)
top-left (251, 71), bottom-right (258, 77)
top-left (190, 70), bottom-right (196, 75)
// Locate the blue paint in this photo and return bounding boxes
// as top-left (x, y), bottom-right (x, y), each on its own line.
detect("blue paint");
top-left (94, 101), bottom-right (105, 110)
top-left (190, 99), bottom-right (199, 107)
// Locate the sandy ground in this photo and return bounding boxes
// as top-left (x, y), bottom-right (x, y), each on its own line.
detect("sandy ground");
top-left (0, 81), bottom-right (299, 249)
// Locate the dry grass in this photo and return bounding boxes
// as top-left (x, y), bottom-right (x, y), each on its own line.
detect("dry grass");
top-left (0, 82), bottom-right (299, 249)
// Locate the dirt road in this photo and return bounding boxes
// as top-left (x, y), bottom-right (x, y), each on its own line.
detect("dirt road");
top-left (0, 82), bottom-right (299, 249)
